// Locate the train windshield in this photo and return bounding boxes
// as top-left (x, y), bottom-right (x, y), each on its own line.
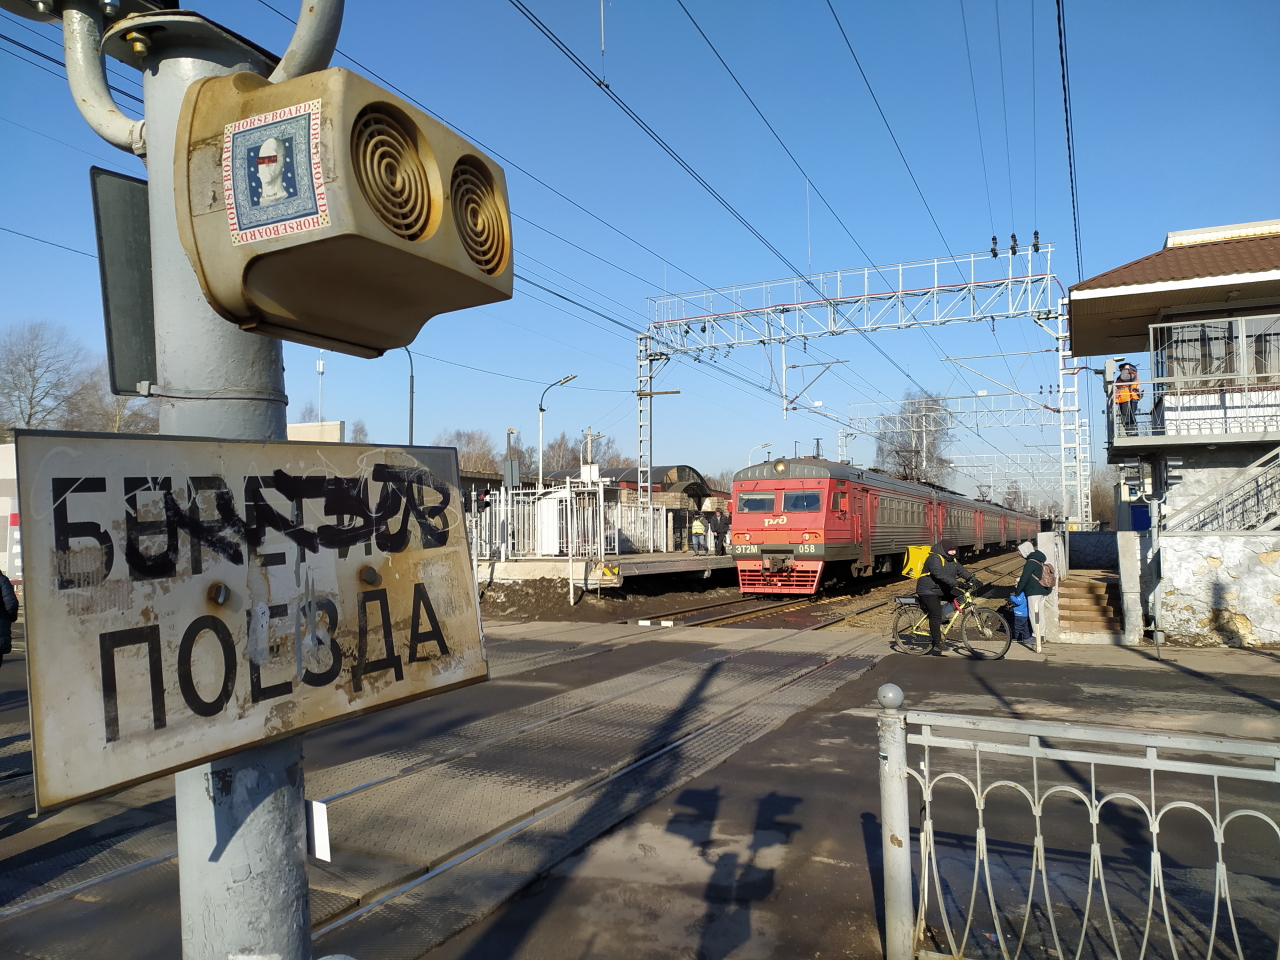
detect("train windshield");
top-left (736, 492), bottom-right (776, 513)
top-left (781, 491), bottom-right (822, 512)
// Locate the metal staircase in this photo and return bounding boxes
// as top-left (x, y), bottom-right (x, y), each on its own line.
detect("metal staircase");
top-left (1164, 444), bottom-right (1280, 532)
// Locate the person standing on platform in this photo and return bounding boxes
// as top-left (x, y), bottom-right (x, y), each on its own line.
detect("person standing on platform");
top-left (1114, 363), bottom-right (1142, 434)
top-left (710, 508), bottom-right (731, 556)
top-left (1016, 541), bottom-right (1054, 650)
top-left (691, 513), bottom-right (708, 556)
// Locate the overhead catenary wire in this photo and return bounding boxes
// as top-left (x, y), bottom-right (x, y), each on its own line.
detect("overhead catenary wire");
top-left (956, 0), bottom-right (996, 238)
top-left (1055, 0), bottom-right (1083, 281)
top-left (992, 0), bottom-right (1016, 230)
top-left (507, 0), bottom-right (1050, 492)
top-left (0, 31), bottom-right (144, 106)
top-left (823, 0), bottom-right (960, 262)
top-left (673, 0), bottom-right (878, 269)
top-left (251, 0), bottom-right (716, 298)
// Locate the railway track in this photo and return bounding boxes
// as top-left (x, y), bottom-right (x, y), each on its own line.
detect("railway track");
top-left (636, 550), bottom-right (1029, 632)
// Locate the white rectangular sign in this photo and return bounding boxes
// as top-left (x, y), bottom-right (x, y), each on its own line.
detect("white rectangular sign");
top-left (17, 432), bottom-right (486, 810)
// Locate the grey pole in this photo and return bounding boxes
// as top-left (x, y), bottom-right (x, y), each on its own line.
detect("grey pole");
top-left (876, 682), bottom-right (914, 960)
top-left (53, 1), bottom-right (344, 956)
top-left (135, 27), bottom-right (311, 960)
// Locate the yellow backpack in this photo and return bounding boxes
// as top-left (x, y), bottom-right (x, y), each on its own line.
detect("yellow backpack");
top-left (902, 545), bottom-right (931, 579)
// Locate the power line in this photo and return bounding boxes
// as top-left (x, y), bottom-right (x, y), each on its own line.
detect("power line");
top-left (823, 0), bottom-right (959, 260)
top-left (0, 32), bottom-right (144, 106)
top-left (673, 0), bottom-right (877, 269)
top-left (0, 224), bottom-right (96, 258)
top-left (992, 0), bottom-right (1016, 229)
top-left (251, 0), bottom-right (710, 293)
top-left (1055, 0), bottom-right (1083, 281)
top-left (956, 0), bottom-right (996, 237)
top-left (407, 350), bottom-right (629, 391)
top-left (507, 0), bottom-right (1046, 489)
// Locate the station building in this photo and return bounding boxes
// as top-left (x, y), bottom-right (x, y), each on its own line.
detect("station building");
top-left (1068, 218), bottom-right (1280, 646)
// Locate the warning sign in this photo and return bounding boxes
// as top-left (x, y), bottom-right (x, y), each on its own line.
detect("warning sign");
top-left (17, 432), bottom-right (486, 810)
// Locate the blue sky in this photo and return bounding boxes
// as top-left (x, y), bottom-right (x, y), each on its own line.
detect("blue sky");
top-left (2, 0), bottom-right (1277, 503)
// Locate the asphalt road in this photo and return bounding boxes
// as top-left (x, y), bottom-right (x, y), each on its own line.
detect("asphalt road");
top-left (415, 646), bottom-right (1280, 960)
top-left (3, 625), bottom-right (1280, 959)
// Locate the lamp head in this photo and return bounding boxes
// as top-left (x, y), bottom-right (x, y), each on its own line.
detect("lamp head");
top-left (558, 374), bottom-right (578, 386)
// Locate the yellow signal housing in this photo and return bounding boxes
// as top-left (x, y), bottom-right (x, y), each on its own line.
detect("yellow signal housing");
top-left (174, 68), bottom-right (513, 358)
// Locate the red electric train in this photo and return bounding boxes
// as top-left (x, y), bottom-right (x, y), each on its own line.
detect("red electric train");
top-left (729, 457), bottom-right (1041, 595)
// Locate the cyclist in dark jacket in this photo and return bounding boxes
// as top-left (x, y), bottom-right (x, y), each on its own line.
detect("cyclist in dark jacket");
top-left (915, 539), bottom-right (976, 654)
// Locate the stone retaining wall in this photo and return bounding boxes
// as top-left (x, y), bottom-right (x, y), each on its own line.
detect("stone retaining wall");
top-left (1069, 530), bottom-right (1119, 570)
top-left (1158, 534), bottom-right (1280, 646)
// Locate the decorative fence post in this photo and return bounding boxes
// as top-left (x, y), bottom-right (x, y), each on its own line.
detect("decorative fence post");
top-left (877, 683), bottom-right (914, 960)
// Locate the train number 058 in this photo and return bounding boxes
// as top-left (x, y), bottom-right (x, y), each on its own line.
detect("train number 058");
top-left (796, 543), bottom-right (817, 554)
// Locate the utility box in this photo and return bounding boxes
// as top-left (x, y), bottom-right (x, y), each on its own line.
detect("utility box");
top-left (174, 68), bottom-right (513, 358)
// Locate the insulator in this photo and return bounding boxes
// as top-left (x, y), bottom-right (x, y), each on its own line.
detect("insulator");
top-left (990, 236), bottom-right (999, 258)
top-left (1010, 233), bottom-right (1018, 256)
top-left (1032, 230), bottom-right (1041, 253)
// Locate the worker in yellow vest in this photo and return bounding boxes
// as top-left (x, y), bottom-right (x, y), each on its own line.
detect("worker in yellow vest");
top-left (691, 514), bottom-right (708, 556)
top-left (1114, 362), bottom-right (1142, 433)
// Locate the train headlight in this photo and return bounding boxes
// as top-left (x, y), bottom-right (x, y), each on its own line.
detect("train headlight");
top-left (743, 533), bottom-right (751, 541)
top-left (803, 533), bottom-right (810, 541)
top-left (772, 458), bottom-right (787, 474)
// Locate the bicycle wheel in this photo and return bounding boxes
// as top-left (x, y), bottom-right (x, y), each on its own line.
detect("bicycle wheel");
top-left (962, 607), bottom-right (1012, 660)
top-left (892, 604), bottom-right (934, 656)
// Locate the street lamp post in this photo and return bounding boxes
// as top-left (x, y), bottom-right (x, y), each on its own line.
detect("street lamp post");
top-left (539, 374), bottom-right (577, 491)
top-left (748, 442), bottom-right (772, 466)
top-left (403, 347), bottom-right (414, 444)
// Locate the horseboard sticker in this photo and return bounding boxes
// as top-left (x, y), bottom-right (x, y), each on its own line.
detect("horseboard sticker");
top-left (222, 98), bottom-right (330, 245)
top-left (16, 432), bottom-right (486, 811)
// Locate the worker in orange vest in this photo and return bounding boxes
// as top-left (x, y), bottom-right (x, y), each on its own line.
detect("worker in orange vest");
top-left (1114, 362), bottom-right (1142, 432)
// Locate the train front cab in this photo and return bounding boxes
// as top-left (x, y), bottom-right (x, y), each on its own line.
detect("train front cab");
top-left (730, 461), bottom-right (849, 595)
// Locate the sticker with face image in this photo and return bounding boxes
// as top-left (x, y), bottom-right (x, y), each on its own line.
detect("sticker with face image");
top-left (222, 99), bottom-right (330, 245)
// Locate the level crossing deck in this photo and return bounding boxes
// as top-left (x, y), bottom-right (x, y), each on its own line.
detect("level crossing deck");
top-left (0, 620), bottom-right (884, 958)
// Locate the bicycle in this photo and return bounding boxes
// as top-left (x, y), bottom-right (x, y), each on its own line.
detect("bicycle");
top-left (890, 585), bottom-right (1012, 660)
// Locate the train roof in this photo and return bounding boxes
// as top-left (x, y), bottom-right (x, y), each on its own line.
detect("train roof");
top-left (733, 457), bottom-right (1039, 519)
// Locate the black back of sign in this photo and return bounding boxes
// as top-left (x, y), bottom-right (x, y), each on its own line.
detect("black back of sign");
top-left (90, 167), bottom-right (156, 397)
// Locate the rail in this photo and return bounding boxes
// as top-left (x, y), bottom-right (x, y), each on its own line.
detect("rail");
top-left (874, 685), bottom-right (1280, 960)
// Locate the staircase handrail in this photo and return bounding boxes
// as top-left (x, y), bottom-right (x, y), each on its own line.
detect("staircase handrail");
top-left (1164, 444), bottom-right (1280, 532)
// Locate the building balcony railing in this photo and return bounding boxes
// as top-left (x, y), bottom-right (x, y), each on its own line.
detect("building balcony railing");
top-left (1107, 374), bottom-right (1280, 448)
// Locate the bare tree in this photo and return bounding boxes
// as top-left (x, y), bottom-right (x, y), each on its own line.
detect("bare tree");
top-left (873, 389), bottom-right (954, 485)
top-left (1090, 465), bottom-right (1119, 526)
top-left (61, 363), bottom-right (159, 434)
top-left (704, 468), bottom-right (736, 493)
top-left (349, 419), bottom-right (368, 443)
top-left (0, 321), bottom-right (88, 433)
top-left (434, 428), bottom-right (499, 473)
top-left (294, 399), bottom-right (318, 423)
top-left (542, 431), bottom-right (577, 472)
top-left (583, 431), bottom-right (635, 469)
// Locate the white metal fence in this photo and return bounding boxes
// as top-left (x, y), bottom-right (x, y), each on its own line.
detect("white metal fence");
top-left (876, 686), bottom-right (1280, 960)
top-left (463, 484), bottom-right (668, 561)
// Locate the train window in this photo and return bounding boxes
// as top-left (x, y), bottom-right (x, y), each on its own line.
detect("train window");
top-left (836, 479), bottom-right (847, 487)
top-left (737, 492), bottom-right (776, 513)
top-left (831, 490), bottom-right (847, 511)
top-left (782, 491), bottom-right (821, 512)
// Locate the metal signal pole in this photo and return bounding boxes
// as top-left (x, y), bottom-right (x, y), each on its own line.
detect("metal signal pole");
top-left (47, 2), bottom-right (346, 957)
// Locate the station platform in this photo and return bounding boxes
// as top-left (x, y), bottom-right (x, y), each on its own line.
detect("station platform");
top-left (477, 551), bottom-right (736, 588)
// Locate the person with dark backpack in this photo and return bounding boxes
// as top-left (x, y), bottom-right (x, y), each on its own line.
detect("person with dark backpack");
top-left (1016, 542), bottom-right (1054, 649)
top-left (0, 569), bottom-right (18, 669)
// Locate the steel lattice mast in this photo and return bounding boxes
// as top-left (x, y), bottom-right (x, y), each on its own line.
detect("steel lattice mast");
top-left (636, 243), bottom-right (1092, 523)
